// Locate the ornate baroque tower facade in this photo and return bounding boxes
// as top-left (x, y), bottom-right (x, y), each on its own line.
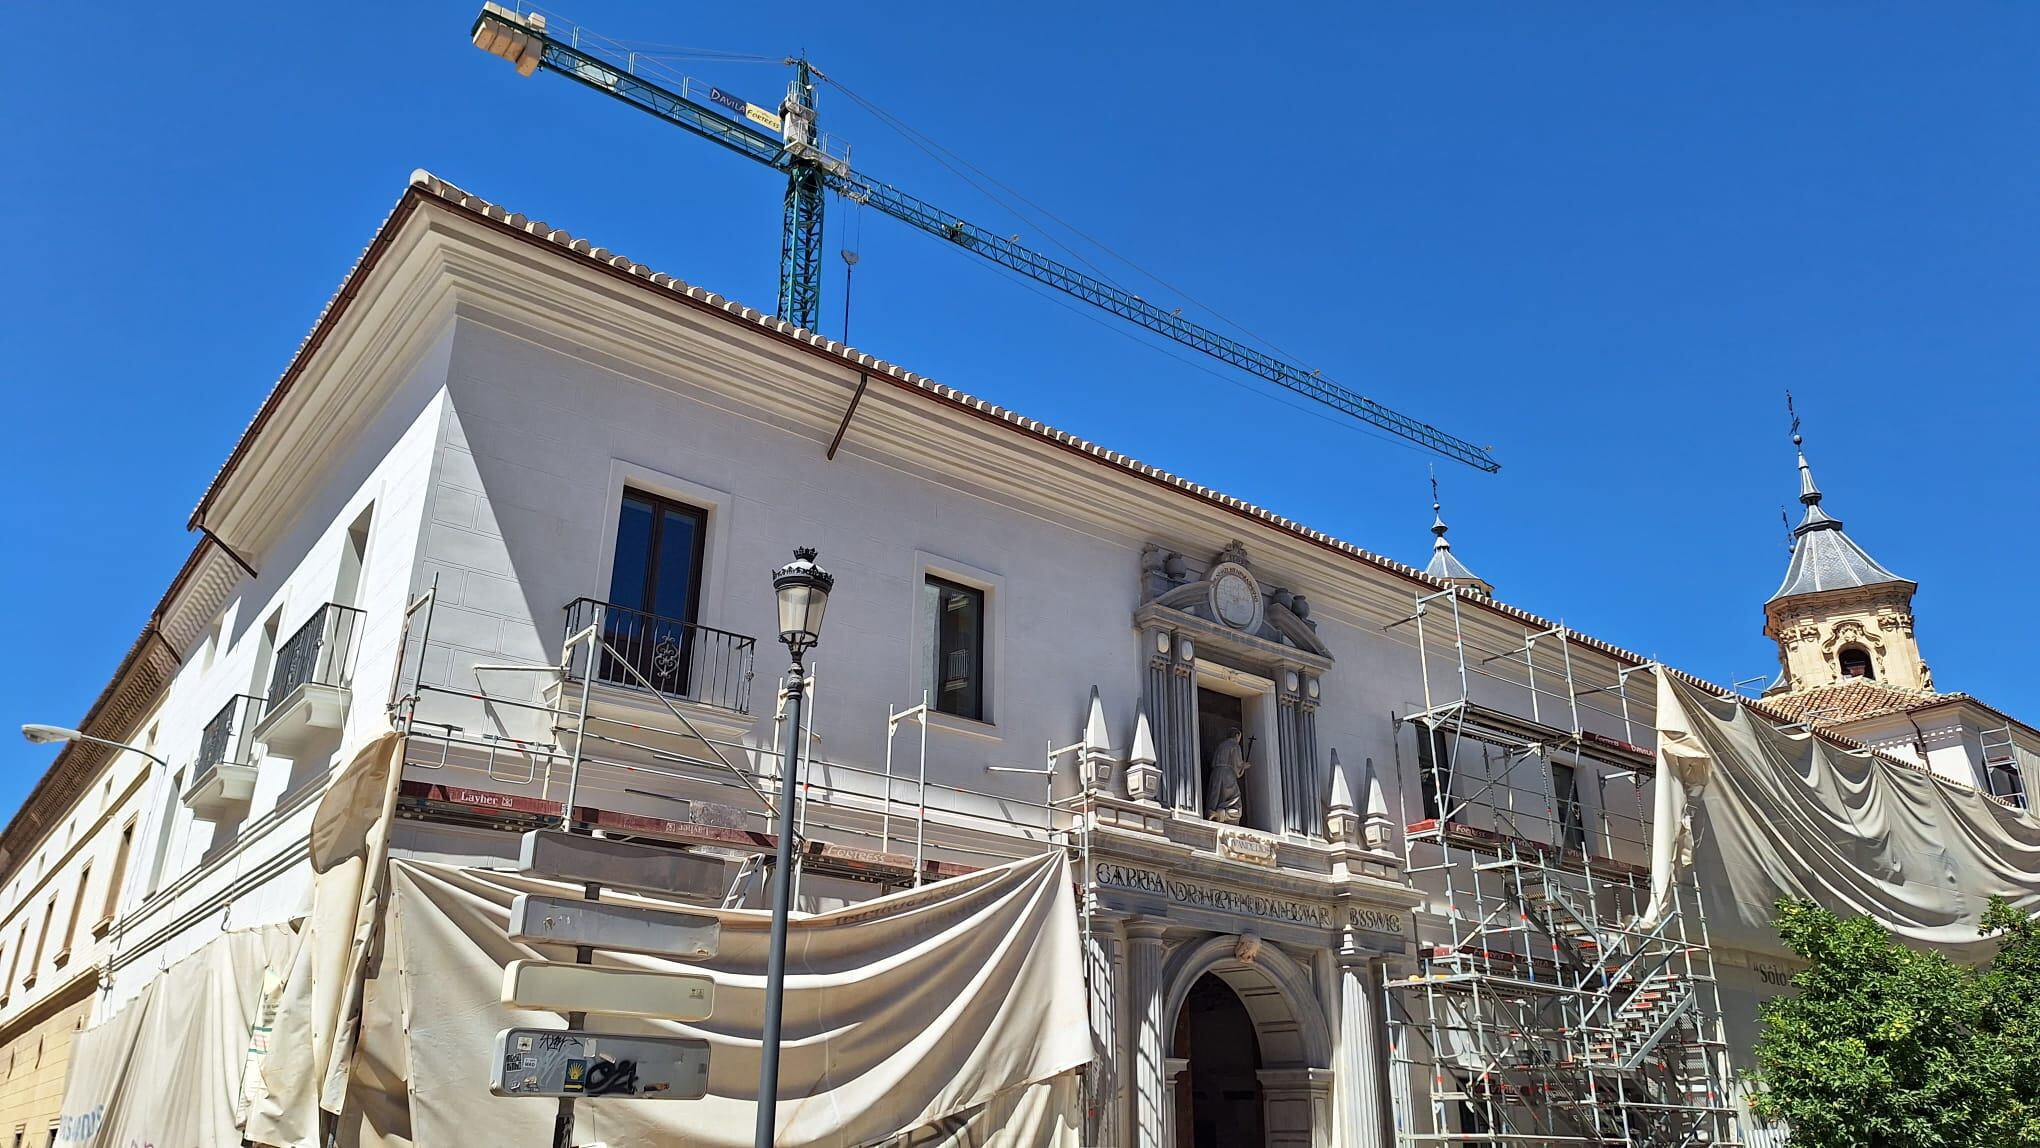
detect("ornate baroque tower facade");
top-left (1762, 430), bottom-right (1931, 695)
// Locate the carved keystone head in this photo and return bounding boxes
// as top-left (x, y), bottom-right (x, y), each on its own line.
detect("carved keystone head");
top-left (1234, 932), bottom-right (1263, 964)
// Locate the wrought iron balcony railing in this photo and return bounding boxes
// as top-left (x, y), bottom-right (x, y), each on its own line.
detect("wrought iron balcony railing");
top-left (563, 598), bottom-right (755, 715)
top-left (265, 602), bottom-right (365, 714)
top-left (198, 694), bottom-right (264, 771)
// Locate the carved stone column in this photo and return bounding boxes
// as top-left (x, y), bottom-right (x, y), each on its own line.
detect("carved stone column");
top-left (1129, 921), bottom-right (1173, 1148)
top-left (1275, 669), bottom-right (1324, 837)
top-left (1335, 954), bottom-right (1391, 1148)
top-left (1144, 626), bottom-right (1200, 813)
top-left (1298, 673), bottom-right (1322, 836)
top-left (1171, 637), bottom-right (1200, 815)
top-left (1277, 671), bottom-right (1301, 833)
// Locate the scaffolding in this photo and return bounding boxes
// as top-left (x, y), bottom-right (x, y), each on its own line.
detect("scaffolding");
top-left (384, 582), bottom-right (1085, 901)
top-left (1384, 588), bottom-right (1742, 1147)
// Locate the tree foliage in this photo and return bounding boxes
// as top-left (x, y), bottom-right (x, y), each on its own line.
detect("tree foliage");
top-left (1746, 897), bottom-right (2040, 1148)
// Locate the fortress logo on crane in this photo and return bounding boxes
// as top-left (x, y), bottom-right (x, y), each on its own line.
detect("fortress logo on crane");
top-left (710, 87), bottom-right (783, 133)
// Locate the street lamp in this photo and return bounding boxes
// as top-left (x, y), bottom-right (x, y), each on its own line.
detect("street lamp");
top-left (20, 724), bottom-right (169, 767)
top-left (755, 547), bottom-right (833, 1148)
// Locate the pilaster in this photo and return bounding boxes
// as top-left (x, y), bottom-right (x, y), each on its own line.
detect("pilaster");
top-left (1085, 915), bottom-right (1125, 1148)
top-left (1334, 953), bottom-right (1391, 1148)
top-left (1128, 921), bottom-right (1173, 1148)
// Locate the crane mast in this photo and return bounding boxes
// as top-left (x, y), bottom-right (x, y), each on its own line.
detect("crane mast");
top-left (471, 5), bottom-right (1500, 472)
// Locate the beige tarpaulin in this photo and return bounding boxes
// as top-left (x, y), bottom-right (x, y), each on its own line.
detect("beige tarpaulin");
top-left (1650, 672), bottom-right (2040, 961)
top-left (245, 732), bottom-right (405, 1147)
top-left (55, 924), bottom-right (297, 1148)
top-left (304, 851), bottom-right (1087, 1148)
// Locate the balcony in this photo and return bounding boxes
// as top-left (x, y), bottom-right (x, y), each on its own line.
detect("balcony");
top-left (253, 603), bottom-right (364, 757)
top-left (184, 694), bottom-right (264, 819)
top-left (561, 598), bottom-right (755, 715)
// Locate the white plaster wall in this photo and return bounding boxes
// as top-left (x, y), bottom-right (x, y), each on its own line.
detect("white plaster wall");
top-left (392, 310), bottom-right (1669, 881)
top-left (407, 314), bottom-right (1149, 842)
top-left (98, 325), bottom-right (452, 1011)
top-left (0, 737), bottom-right (155, 1029)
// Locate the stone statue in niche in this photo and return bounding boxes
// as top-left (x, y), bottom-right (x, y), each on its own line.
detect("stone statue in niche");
top-left (1205, 728), bottom-right (1250, 824)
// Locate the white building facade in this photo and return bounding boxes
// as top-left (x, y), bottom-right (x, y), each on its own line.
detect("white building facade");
top-left (19, 171), bottom-right (2032, 1147)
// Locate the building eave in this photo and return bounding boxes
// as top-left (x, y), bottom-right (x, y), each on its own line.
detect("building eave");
top-left (0, 534), bottom-right (248, 879)
top-left (135, 170), bottom-right (1982, 809)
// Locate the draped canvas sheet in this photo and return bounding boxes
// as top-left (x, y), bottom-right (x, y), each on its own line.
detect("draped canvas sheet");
top-left (55, 924), bottom-right (297, 1148)
top-left (245, 732), bottom-right (406, 1148)
top-left (327, 852), bottom-right (1087, 1148)
top-left (1651, 673), bottom-right (2040, 961)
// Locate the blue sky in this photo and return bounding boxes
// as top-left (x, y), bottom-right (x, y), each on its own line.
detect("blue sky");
top-left (2, 3), bottom-right (2036, 811)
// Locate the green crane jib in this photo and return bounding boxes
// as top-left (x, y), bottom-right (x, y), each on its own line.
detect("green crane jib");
top-left (471, 5), bottom-right (1500, 472)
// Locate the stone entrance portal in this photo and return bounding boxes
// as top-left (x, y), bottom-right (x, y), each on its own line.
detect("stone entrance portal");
top-left (1174, 973), bottom-right (1266, 1148)
top-left (1149, 933), bottom-right (1333, 1148)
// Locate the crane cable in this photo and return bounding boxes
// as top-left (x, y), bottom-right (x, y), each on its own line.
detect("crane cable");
top-left (816, 73), bottom-right (1316, 371)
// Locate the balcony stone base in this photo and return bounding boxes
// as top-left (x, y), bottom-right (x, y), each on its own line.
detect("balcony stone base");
top-left (255, 683), bottom-right (351, 758)
top-left (183, 762), bottom-right (261, 820)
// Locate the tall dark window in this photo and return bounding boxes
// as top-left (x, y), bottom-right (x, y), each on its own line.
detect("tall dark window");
top-left (1552, 762), bottom-right (1587, 852)
top-left (1988, 762), bottom-right (2028, 809)
top-left (1838, 645), bottom-right (1875, 680)
top-left (1416, 724), bottom-right (1453, 822)
top-left (923, 576), bottom-right (985, 721)
top-left (602, 491), bottom-right (709, 695)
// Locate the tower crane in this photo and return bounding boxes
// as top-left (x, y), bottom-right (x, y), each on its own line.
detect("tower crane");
top-left (471, 6), bottom-right (1500, 472)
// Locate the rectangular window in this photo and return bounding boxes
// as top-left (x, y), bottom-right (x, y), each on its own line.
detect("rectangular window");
top-left (146, 771), bottom-right (184, 895)
top-left (609, 491), bottom-right (707, 623)
top-left (1416, 725), bottom-right (1453, 822)
top-left (102, 821), bottom-right (134, 923)
top-left (923, 576), bottom-right (986, 721)
top-left (1987, 762), bottom-right (2028, 809)
top-left (61, 866), bottom-right (89, 957)
top-left (335, 503), bottom-right (374, 608)
top-left (25, 898), bottom-right (53, 985)
top-left (600, 491), bottom-right (709, 694)
top-left (1552, 762), bottom-right (1587, 851)
top-left (3, 928), bottom-right (20, 994)
top-left (251, 610), bottom-right (283, 702)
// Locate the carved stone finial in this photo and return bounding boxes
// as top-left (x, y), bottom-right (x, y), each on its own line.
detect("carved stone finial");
top-left (1080, 686), bottom-right (1114, 791)
top-left (1325, 749), bottom-right (1360, 845)
top-left (1127, 709), bottom-right (1161, 804)
top-left (1361, 756), bottom-right (1393, 849)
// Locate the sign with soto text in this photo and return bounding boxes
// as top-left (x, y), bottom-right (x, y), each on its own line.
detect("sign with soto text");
top-left (492, 1027), bottom-right (710, 1100)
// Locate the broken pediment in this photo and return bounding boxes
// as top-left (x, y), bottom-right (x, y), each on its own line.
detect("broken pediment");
top-left (1139, 541), bottom-right (1331, 661)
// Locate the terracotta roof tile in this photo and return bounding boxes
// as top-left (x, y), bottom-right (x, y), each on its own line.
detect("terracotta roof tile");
top-left (1765, 680), bottom-right (1938, 726)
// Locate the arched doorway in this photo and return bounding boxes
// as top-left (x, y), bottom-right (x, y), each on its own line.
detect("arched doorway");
top-left (1155, 934), bottom-right (1334, 1148)
top-left (1173, 974), bottom-right (1264, 1148)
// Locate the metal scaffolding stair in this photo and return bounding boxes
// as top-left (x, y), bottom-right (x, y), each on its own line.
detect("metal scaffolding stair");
top-left (1385, 588), bottom-right (1742, 1146)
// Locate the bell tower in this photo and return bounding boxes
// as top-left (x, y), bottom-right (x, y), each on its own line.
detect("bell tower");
top-left (1762, 411), bottom-right (1930, 695)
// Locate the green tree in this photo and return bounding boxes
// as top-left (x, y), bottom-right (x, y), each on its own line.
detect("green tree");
top-left (1746, 897), bottom-right (2040, 1148)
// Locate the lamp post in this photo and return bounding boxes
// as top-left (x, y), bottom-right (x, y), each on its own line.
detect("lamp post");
top-left (20, 724), bottom-right (169, 768)
top-left (755, 547), bottom-right (833, 1148)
